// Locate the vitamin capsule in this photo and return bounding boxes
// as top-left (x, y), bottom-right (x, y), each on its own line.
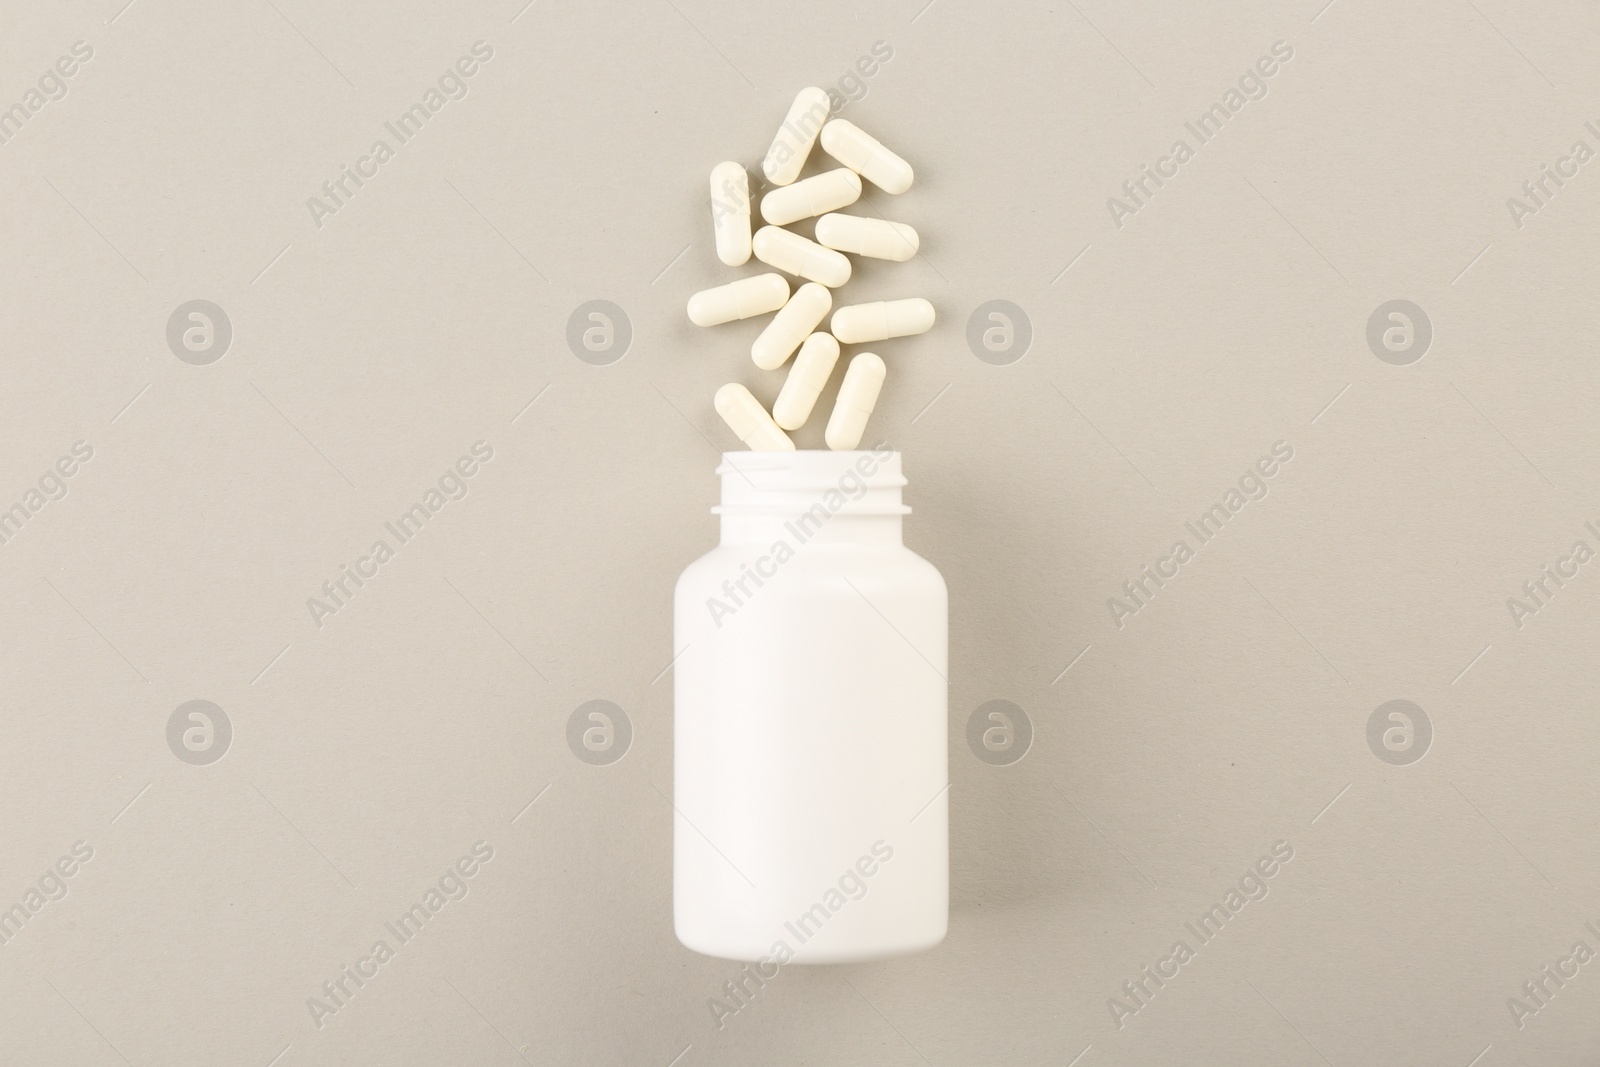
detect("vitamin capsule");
top-left (830, 298), bottom-right (935, 344)
top-left (751, 283), bottom-right (831, 370)
top-left (715, 383), bottom-right (794, 451)
top-left (752, 226), bottom-right (852, 288)
top-left (773, 332), bottom-right (841, 430)
top-left (814, 212), bottom-right (919, 261)
top-left (825, 353), bottom-right (886, 450)
top-left (709, 161), bottom-right (751, 266)
top-left (820, 119), bottom-right (914, 194)
top-left (762, 87), bottom-right (831, 186)
top-left (687, 273), bottom-right (790, 327)
top-left (760, 168), bottom-right (861, 227)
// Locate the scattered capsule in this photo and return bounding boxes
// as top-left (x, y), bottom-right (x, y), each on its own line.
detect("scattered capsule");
top-left (715, 383), bottom-right (794, 451)
top-left (760, 168), bottom-right (862, 226)
top-left (752, 283), bottom-right (832, 371)
top-left (763, 87), bottom-right (831, 186)
top-left (773, 332), bottom-right (842, 430)
top-left (709, 161), bottom-right (751, 267)
top-left (830, 298), bottom-right (935, 344)
top-left (814, 212), bottom-right (919, 261)
top-left (820, 119), bottom-right (913, 194)
top-left (825, 353), bottom-right (886, 451)
top-left (752, 226), bottom-right (852, 288)
top-left (687, 273), bottom-right (790, 327)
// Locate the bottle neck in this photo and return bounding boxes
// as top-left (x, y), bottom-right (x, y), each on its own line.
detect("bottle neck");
top-left (720, 512), bottom-right (903, 547)
top-left (713, 449), bottom-right (910, 548)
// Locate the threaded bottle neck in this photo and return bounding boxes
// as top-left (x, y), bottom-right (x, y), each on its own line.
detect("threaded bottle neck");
top-left (715, 449), bottom-right (909, 545)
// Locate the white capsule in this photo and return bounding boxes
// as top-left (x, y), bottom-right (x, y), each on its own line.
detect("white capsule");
top-left (687, 273), bottom-right (790, 327)
top-left (830, 298), bottom-right (935, 344)
top-left (715, 383), bottom-right (794, 451)
top-left (762, 87), bottom-right (831, 186)
top-left (709, 161), bottom-right (751, 266)
top-left (752, 226), bottom-right (852, 288)
top-left (760, 168), bottom-right (861, 226)
top-left (825, 353), bottom-right (886, 451)
top-left (820, 119), bottom-right (913, 194)
top-left (814, 212), bottom-right (919, 261)
top-left (751, 283), bottom-right (831, 370)
top-left (774, 332), bottom-right (842, 430)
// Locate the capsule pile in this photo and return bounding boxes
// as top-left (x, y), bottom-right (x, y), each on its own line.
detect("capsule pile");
top-left (689, 88), bottom-right (932, 451)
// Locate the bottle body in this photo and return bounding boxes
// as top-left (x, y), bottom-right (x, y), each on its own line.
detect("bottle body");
top-left (673, 448), bottom-right (948, 963)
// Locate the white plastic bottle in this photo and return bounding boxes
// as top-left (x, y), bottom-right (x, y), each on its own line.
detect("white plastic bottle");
top-left (674, 447), bottom-right (948, 963)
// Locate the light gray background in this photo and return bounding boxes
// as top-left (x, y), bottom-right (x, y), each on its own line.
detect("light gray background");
top-left (2, 0), bottom-right (1598, 1063)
